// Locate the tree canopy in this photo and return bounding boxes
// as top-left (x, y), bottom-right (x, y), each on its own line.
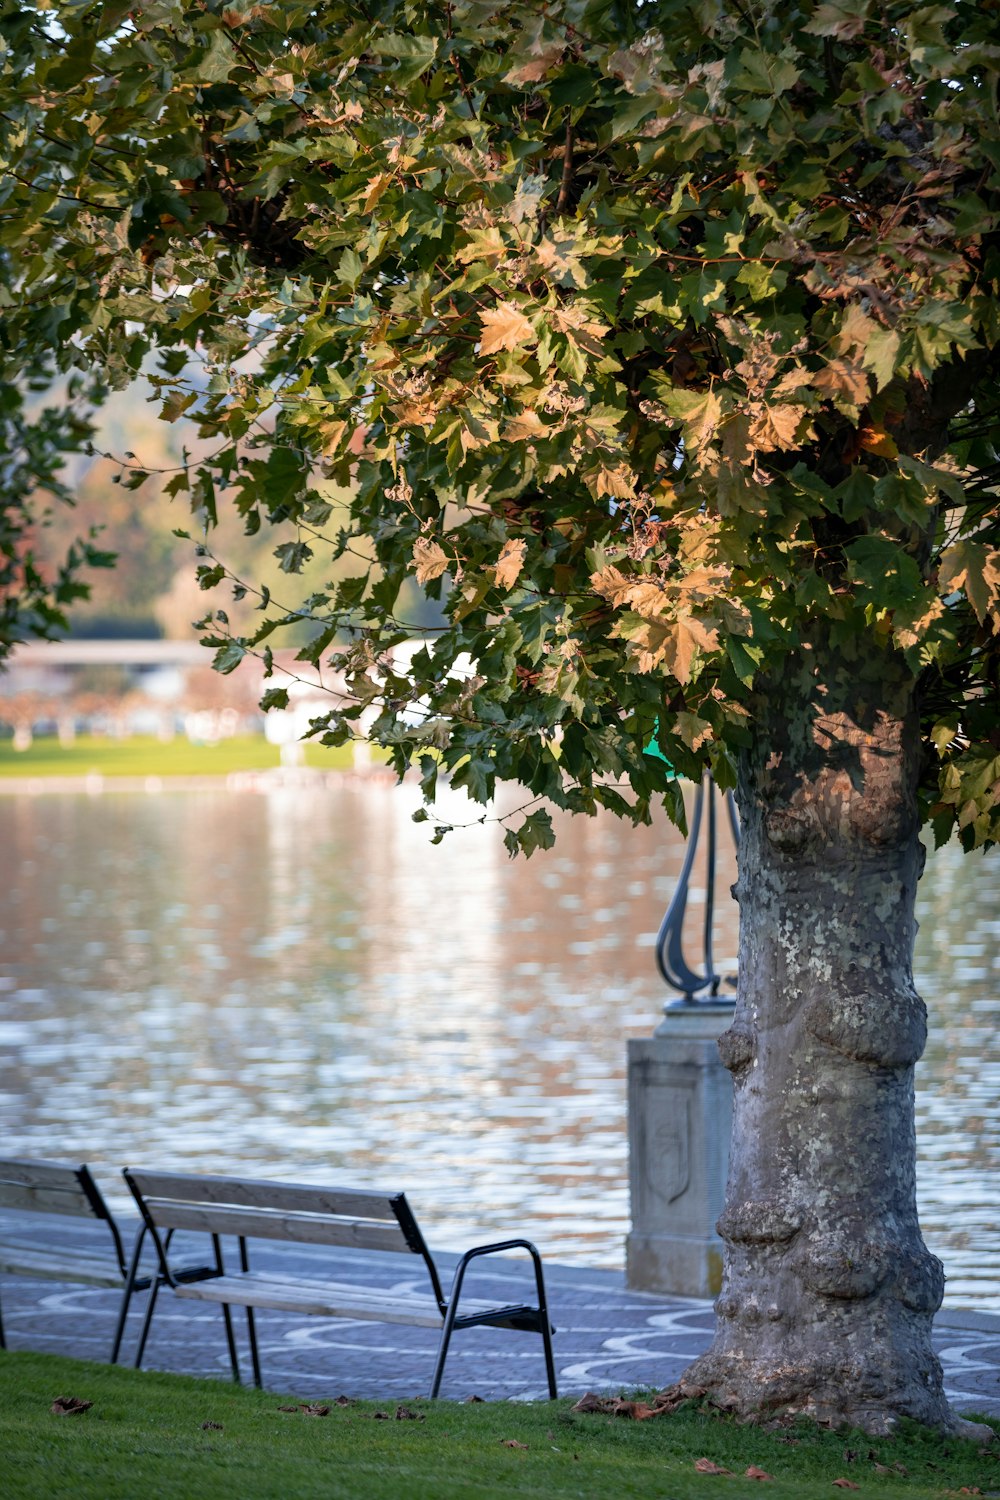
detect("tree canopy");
top-left (1, 0), bottom-right (998, 850)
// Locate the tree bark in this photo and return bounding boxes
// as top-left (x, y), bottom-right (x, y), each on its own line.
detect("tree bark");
top-left (679, 630), bottom-right (985, 1436)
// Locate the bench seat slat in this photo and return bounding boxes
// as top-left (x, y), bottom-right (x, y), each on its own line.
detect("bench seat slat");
top-left (173, 1272), bottom-right (530, 1320)
top-left (142, 1199), bottom-right (410, 1252)
top-left (127, 1172), bottom-right (400, 1221)
top-left (173, 1273), bottom-right (530, 1328)
top-left (175, 1274), bottom-right (446, 1326)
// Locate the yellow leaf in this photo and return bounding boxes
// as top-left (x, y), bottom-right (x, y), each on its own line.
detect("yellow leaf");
top-left (493, 538), bottom-right (527, 591)
top-left (501, 409), bottom-right (548, 442)
top-left (747, 403), bottom-right (808, 452)
top-left (479, 302), bottom-right (537, 357)
top-left (939, 540), bottom-right (1000, 625)
top-left (456, 226), bottom-right (507, 265)
top-left (835, 303), bottom-right (879, 356)
top-left (666, 614), bottom-right (719, 683)
top-left (412, 537), bottom-right (449, 585)
top-left (505, 43), bottom-right (564, 85)
top-left (594, 462), bottom-right (638, 500)
top-left (620, 611), bottom-right (718, 680)
top-left (590, 565), bottom-right (635, 607)
top-left (674, 711), bottom-right (713, 750)
top-left (811, 358), bottom-right (870, 406)
top-left (893, 595), bottom-right (945, 650)
top-left (362, 173), bottom-right (392, 212)
top-left (858, 424), bottom-right (898, 458)
top-left (680, 390), bottom-right (723, 453)
top-left (549, 304), bottom-right (609, 356)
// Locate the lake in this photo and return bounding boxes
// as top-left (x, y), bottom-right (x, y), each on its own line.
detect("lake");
top-left (1, 778), bottom-right (997, 1310)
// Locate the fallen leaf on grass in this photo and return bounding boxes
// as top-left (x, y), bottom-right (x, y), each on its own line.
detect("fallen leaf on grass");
top-left (51, 1396), bottom-right (92, 1417)
top-left (201, 1421), bottom-right (223, 1431)
top-left (832, 1482), bottom-right (860, 1491)
top-left (571, 1392), bottom-right (608, 1413)
top-left (695, 1458), bottom-right (733, 1475)
top-left (501, 1439), bottom-right (528, 1450)
top-left (570, 1393), bottom-right (658, 1419)
top-left (572, 1382), bottom-right (709, 1421)
top-left (745, 1466), bottom-right (775, 1481)
top-left (395, 1406), bottom-right (424, 1422)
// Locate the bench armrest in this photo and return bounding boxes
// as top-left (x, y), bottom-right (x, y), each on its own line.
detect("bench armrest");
top-left (430, 1236), bottom-right (559, 1399)
top-left (445, 1237), bottom-right (552, 1324)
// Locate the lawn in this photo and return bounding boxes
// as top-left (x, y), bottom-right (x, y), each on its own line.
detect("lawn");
top-left (0, 735), bottom-right (375, 779)
top-left (1, 1351), bottom-right (997, 1500)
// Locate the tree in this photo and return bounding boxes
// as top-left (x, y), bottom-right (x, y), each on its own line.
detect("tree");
top-left (1, 0), bottom-right (998, 1436)
top-left (0, 378), bottom-right (115, 659)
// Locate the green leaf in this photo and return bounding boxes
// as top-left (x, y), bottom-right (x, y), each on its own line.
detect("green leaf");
top-left (197, 30), bottom-right (238, 84)
top-left (373, 33), bottom-right (439, 86)
top-left (260, 687), bottom-right (290, 711)
top-left (731, 47), bottom-right (801, 95)
top-left (211, 641), bottom-right (246, 675)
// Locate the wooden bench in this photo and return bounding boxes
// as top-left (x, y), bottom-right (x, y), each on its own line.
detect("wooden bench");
top-left (123, 1168), bottom-right (558, 1398)
top-left (0, 1157), bottom-right (148, 1362)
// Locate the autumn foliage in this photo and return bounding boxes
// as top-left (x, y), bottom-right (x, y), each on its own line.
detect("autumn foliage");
top-left (1, 0), bottom-right (998, 850)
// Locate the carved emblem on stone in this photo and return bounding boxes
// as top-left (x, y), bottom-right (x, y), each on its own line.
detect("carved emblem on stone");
top-left (649, 1096), bottom-right (691, 1205)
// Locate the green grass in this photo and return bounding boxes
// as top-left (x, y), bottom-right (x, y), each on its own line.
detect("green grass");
top-left (1, 1352), bottom-right (997, 1500)
top-left (0, 735), bottom-right (377, 779)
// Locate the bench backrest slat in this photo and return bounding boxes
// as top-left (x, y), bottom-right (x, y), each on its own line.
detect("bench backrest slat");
top-left (0, 1159), bottom-right (108, 1221)
top-left (142, 1199), bottom-right (411, 1252)
top-left (125, 1169), bottom-right (448, 1318)
top-left (126, 1171), bottom-right (401, 1223)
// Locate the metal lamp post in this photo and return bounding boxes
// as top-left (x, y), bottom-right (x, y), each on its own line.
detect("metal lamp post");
top-left (655, 772), bottom-right (739, 1012)
top-left (626, 769), bottom-right (739, 1296)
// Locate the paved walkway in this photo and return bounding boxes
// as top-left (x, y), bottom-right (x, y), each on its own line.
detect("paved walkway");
top-left (2, 1228), bottom-right (998, 1415)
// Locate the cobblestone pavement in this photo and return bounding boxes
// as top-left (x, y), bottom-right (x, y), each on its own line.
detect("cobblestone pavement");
top-left (2, 1226), bottom-right (997, 1415)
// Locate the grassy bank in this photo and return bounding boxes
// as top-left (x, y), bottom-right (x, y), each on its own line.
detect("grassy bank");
top-left (1, 1352), bottom-right (997, 1500)
top-left (0, 735), bottom-right (378, 779)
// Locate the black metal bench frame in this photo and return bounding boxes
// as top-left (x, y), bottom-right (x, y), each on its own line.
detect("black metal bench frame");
top-left (123, 1168), bottom-right (558, 1399)
top-left (0, 1157), bottom-right (145, 1362)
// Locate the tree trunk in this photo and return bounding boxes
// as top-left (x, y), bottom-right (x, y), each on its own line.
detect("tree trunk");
top-left (680, 632), bottom-right (983, 1437)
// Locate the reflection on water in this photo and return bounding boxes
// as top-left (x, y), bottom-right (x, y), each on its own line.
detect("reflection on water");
top-left (0, 783), bottom-right (996, 1310)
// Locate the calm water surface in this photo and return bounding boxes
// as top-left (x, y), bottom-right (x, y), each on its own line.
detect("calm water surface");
top-left (1, 781), bottom-right (997, 1310)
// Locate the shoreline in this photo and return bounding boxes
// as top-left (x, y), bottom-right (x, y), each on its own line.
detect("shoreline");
top-left (0, 765), bottom-right (400, 795)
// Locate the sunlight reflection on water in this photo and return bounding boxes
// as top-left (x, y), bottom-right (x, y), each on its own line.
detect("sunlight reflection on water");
top-left (0, 781), bottom-right (996, 1310)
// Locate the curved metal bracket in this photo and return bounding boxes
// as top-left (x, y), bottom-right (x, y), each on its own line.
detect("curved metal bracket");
top-left (655, 772), bottom-right (739, 1006)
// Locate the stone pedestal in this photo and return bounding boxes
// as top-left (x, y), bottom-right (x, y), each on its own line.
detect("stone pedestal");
top-left (626, 1005), bottom-right (734, 1298)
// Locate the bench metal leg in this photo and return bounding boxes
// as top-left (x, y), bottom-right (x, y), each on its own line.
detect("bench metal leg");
top-left (430, 1300), bottom-right (460, 1399)
top-left (238, 1238), bottom-right (261, 1388)
top-left (133, 1276), bottom-right (162, 1369)
top-left (528, 1246), bottom-right (558, 1400)
top-left (0, 1285), bottom-right (6, 1350)
top-left (245, 1306), bottom-right (261, 1388)
top-left (432, 1239), bottom-right (558, 1401)
top-left (112, 1224), bottom-right (149, 1365)
top-left (220, 1301), bottom-right (240, 1382)
top-left (212, 1235), bottom-right (241, 1383)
